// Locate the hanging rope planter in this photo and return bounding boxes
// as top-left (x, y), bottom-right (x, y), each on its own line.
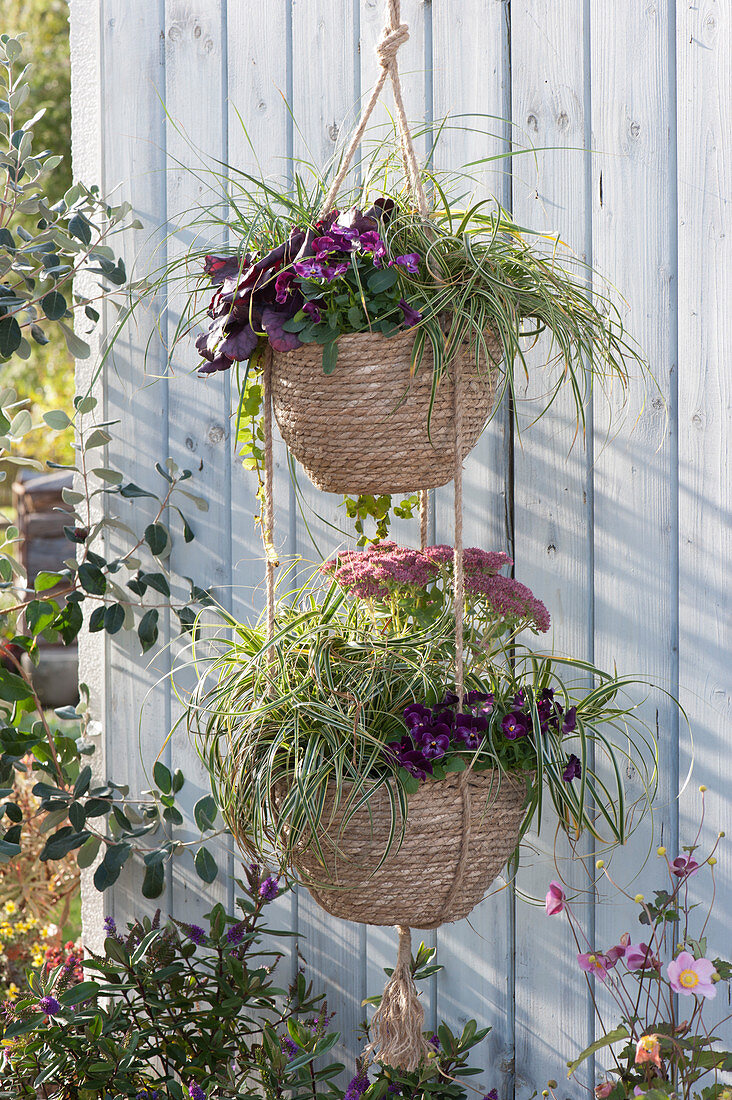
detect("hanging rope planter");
top-left (269, 0), bottom-right (500, 496)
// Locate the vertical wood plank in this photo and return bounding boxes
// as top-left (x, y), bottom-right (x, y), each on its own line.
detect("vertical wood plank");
top-left (510, 3), bottom-right (594, 1096)
top-left (70, 0), bottom-right (106, 954)
top-left (100, 0), bottom-right (171, 928)
top-left (227, 0), bottom-right (297, 975)
top-left (164, 0), bottom-right (233, 921)
top-left (291, 0), bottom-right (366, 1071)
top-left (431, 4), bottom-right (514, 1093)
top-left (360, 0), bottom-right (433, 1037)
top-left (676, 0), bottom-right (731, 1045)
top-left (590, 0), bottom-right (678, 1061)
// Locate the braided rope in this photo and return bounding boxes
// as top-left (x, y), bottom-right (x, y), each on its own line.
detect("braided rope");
top-left (262, 347), bottom-right (277, 684)
top-left (453, 353), bottom-right (465, 706)
top-left (419, 489), bottom-right (429, 551)
top-left (318, 0), bottom-right (429, 218)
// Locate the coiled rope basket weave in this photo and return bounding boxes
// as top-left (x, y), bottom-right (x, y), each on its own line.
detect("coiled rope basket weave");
top-left (272, 328), bottom-right (501, 494)
top-left (286, 769), bottom-right (529, 928)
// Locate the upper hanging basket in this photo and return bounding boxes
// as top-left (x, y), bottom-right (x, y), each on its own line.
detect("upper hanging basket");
top-left (286, 768), bottom-right (528, 928)
top-left (271, 328), bottom-right (501, 495)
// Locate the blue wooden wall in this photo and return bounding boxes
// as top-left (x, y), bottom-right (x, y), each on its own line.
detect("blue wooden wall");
top-left (69, 1), bottom-right (730, 1096)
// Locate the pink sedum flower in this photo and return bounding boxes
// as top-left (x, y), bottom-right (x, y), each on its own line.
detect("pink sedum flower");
top-left (667, 951), bottom-right (717, 998)
top-left (545, 881), bottom-right (566, 916)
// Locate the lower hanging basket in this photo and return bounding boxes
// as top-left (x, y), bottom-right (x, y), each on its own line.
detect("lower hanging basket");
top-left (287, 769), bottom-right (529, 928)
top-left (271, 328), bottom-right (501, 495)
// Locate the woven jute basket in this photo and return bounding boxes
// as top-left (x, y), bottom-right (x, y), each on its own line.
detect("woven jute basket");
top-left (287, 769), bottom-right (528, 928)
top-left (271, 328), bottom-right (501, 495)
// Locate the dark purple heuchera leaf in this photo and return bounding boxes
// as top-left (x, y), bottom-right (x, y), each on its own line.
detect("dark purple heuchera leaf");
top-left (261, 306), bottom-right (302, 352)
top-left (204, 253), bottom-right (249, 285)
top-left (220, 323), bottom-right (259, 361)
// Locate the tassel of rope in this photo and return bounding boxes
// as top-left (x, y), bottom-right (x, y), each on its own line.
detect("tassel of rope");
top-left (364, 926), bottom-right (432, 1071)
top-left (453, 355), bottom-right (465, 706)
top-left (318, 0), bottom-right (430, 219)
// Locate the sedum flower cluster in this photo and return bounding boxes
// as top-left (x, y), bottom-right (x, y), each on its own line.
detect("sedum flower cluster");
top-left (321, 541), bottom-right (550, 639)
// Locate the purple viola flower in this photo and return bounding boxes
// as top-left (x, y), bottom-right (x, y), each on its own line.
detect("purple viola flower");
top-left (513, 690), bottom-right (526, 707)
top-left (398, 298), bottom-right (422, 328)
top-left (435, 691), bottom-right (459, 712)
top-left (562, 754), bottom-right (582, 782)
top-left (185, 924), bottom-right (206, 946)
top-left (465, 690), bottom-right (492, 705)
top-left (429, 1033), bottom-right (441, 1049)
top-left (390, 252), bottom-right (421, 274)
top-left (420, 730), bottom-right (450, 760)
top-left (324, 261), bottom-right (350, 280)
top-left (386, 737), bottom-right (433, 781)
top-left (188, 1086), bottom-right (206, 1100)
top-left (293, 259), bottom-right (327, 278)
top-left (328, 225), bottom-right (359, 251)
top-left (302, 301), bottom-right (322, 324)
top-left (502, 711), bottom-right (530, 741)
top-left (312, 234), bottom-right (340, 257)
top-left (455, 726), bottom-right (481, 751)
top-left (275, 270), bottom-right (295, 303)
top-left (37, 996), bottom-right (62, 1016)
top-left (259, 876), bottom-right (280, 901)
top-left (562, 706), bottom-right (577, 734)
top-left (403, 702), bottom-right (432, 728)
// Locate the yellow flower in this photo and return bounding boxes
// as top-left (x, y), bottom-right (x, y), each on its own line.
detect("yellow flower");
top-left (3, 901), bottom-right (16, 916)
top-left (6, 983), bottom-right (19, 1001)
top-left (26, 916), bottom-right (38, 929)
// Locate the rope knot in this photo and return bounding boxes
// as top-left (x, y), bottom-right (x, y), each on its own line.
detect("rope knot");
top-left (376, 23), bottom-right (409, 67)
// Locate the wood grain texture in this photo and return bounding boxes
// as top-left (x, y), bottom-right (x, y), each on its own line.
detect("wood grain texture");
top-left (431, 4), bottom-right (514, 1093)
top-left (676, 0), bottom-right (731, 1047)
top-left (100, 0), bottom-right (172, 926)
top-left (590, 0), bottom-right (679, 1060)
top-left (510, 3), bottom-right (594, 1097)
top-left (290, 0), bottom-right (366, 1072)
top-left (226, 0), bottom-right (297, 975)
top-left (164, 0), bottom-right (233, 920)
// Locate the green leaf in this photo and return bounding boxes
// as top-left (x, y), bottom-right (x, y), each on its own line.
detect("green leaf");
top-left (368, 266), bottom-right (398, 293)
top-left (34, 570), bottom-right (64, 592)
top-left (0, 668), bottom-right (34, 705)
top-left (69, 802), bottom-right (86, 831)
top-left (138, 608), bottom-right (159, 653)
top-left (60, 981), bottom-right (99, 1006)
top-left (88, 606), bottom-right (106, 632)
top-left (445, 756), bottom-right (467, 773)
top-left (84, 428), bottom-right (112, 449)
top-left (104, 603), bottom-right (125, 635)
top-left (144, 523), bottom-right (168, 555)
top-left (567, 1026), bottom-right (630, 1077)
top-left (194, 794), bottom-right (217, 832)
top-left (40, 827), bottom-right (91, 861)
top-left (78, 562), bottom-right (106, 595)
top-left (153, 760), bottom-right (172, 794)
top-left (74, 765), bottom-right (93, 799)
top-left (141, 859), bottom-right (165, 898)
top-left (0, 316), bottom-right (22, 358)
top-left (322, 339), bottom-right (339, 375)
top-left (59, 321), bottom-right (90, 359)
top-left (43, 409), bottom-right (72, 430)
top-left (25, 599), bottom-right (56, 635)
top-left (41, 290), bottom-right (68, 320)
top-left (194, 846), bottom-right (218, 884)
top-left (141, 572), bottom-right (170, 597)
top-left (68, 212), bottom-right (92, 245)
top-left (76, 834), bottom-right (102, 869)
